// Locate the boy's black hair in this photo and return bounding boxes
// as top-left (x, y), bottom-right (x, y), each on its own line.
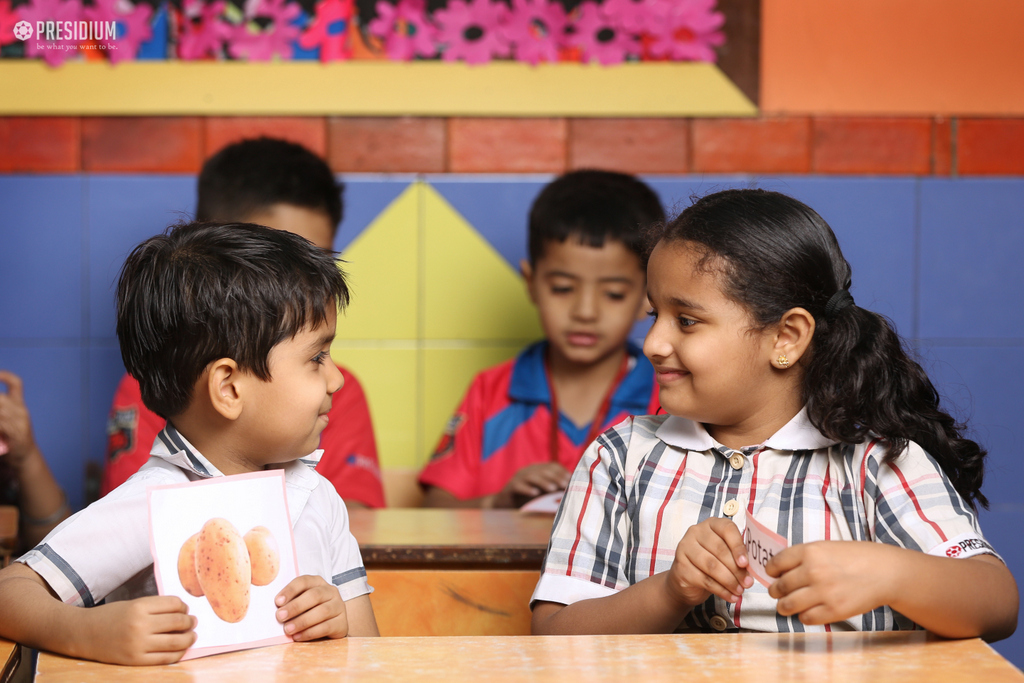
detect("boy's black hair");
top-left (196, 137), bottom-right (344, 231)
top-left (528, 169), bottom-right (665, 264)
top-left (116, 221), bottom-right (350, 419)
top-left (649, 188), bottom-right (988, 510)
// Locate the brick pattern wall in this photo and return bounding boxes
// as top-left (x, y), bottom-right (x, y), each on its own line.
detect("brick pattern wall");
top-left (2, 116), bottom-right (1023, 175)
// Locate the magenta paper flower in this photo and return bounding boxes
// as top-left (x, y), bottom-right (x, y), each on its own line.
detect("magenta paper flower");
top-left (299, 0), bottom-right (354, 62)
top-left (501, 0), bottom-right (566, 65)
top-left (367, 0), bottom-right (437, 61)
top-left (600, 0), bottom-right (647, 33)
top-left (228, 0), bottom-right (302, 61)
top-left (84, 0), bottom-right (152, 63)
top-left (18, 0), bottom-right (81, 65)
top-left (434, 0), bottom-right (510, 65)
top-left (178, 0), bottom-right (231, 60)
top-left (0, 0), bottom-right (20, 45)
top-left (566, 0), bottom-right (639, 65)
top-left (642, 0), bottom-right (724, 62)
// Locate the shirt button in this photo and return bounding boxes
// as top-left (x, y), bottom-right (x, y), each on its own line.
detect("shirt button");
top-left (709, 615), bottom-right (729, 631)
top-left (729, 453), bottom-right (744, 470)
top-left (723, 499), bottom-right (740, 517)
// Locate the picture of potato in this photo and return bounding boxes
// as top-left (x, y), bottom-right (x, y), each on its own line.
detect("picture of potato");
top-left (244, 526), bottom-right (280, 586)
top-left (176, 532), bottom-right (204, 597)
top-left (195, 517), bottom-right (251, 623)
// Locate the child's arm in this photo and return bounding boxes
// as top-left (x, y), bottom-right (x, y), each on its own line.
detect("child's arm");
top-left (0, 562), bottom-right (196, 665)
top-left (767, 541), bottom-right (1018, 641)
top-left (275, 576), bottom-right (379, 639)
top-left (533, 517), bottom-right (753, 634)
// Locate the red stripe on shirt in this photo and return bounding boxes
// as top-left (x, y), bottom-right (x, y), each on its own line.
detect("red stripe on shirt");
top-left (822, 462), bottom-right (833, 633)
top-left (736, 448), bottom-right (763, 628)
top-left (649, 453), bottom-right (688, 576)
top-left (890, 461), bottom-right (948, 543)
top-left (567, 452), bottom-right (605, 576)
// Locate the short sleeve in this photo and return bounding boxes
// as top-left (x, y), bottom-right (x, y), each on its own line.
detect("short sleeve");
top-left (531, 418), bottom-right (636, 607)
top-left (417, 375), bottom-right (488, 500)
top-left (315, 367), bottom-right (386, 508)
top-left (325, 492), bottom-right (372, 601)
top-left (862, 440), bottom-right (1001, 562)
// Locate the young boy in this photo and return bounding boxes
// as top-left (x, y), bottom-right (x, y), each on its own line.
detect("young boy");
top-left (102, 138), bottom-right (385, 509)
top-left (419, 170), bottom-right (664, 508)
top-left (0, 222), bottom-right (379, 665)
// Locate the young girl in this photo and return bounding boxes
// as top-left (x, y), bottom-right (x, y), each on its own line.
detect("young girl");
top-left (530, 189), bottom-right (1018, 640)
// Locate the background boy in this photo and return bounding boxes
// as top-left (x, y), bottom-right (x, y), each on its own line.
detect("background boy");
top-left (101, 138), bottom-right (384, 509)
top-left (0, 221), bottom-right (379, 665)
top-left (419, 170), bottom-right (664, 508)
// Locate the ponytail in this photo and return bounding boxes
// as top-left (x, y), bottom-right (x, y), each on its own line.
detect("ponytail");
top-left (652, 188), bottom-right (988, 509)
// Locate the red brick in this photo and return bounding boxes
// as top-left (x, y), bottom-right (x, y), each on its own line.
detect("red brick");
top-left (82, 117), bottom-right (203, 173)
top-left (692, 117), bottom-right (810, 174)
top-left (569, 119), bottom-right (689, 174)
top-left (329, 118), bottom-right (445, 173)
top-left (958, 119), bottom-right (1024, 175)
top-left (448, 118), bottom-right (567, 173)
top-left (0, 118), bottom-right (80, 173)
top-left (812, 117), bottom-right (932, 175)
top-left (204, 117), bottom-right (327, 158)
top-left (933, 117), bottom-right (953, 176)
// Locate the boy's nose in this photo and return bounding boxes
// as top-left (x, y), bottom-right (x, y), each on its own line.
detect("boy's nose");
top-left (326, 360), bottom-right (345, 394)
top-left (572, 288), bottom-right (598, 320)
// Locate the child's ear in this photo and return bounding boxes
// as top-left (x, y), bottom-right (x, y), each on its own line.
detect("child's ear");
top-left (520, 259), bottom-right (538, 304)
top-left (207, 358), bottom-right (243, 420)
top-left (771, 307), bottom-right (815, 369)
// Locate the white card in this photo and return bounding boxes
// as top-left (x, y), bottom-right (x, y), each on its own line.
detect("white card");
top-left (519, 490), bottom-right (564, 514)
top-left (148, 470), bottom-right (299, 660)
top-left (742, 513), bottom-right (789, 587)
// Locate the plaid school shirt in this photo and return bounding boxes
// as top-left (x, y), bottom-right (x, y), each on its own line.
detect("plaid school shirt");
top-left (531, 409), bottom-right (999, 633)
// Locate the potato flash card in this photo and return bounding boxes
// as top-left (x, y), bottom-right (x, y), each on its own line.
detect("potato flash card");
top-left (148, 470), bottom-right (299, 660)
top-left (742, 513), bottom-right (789, 588)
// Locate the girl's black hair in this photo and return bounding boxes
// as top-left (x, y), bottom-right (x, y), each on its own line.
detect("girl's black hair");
top-left (650, 188), bottom-right (988, 509)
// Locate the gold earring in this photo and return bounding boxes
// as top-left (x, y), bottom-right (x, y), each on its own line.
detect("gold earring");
top-left (777, 354), bottom-right (790, 368)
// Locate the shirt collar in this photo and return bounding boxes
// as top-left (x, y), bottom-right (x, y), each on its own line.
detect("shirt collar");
top-left (508, 340), bottom-right (654, 412)
top-left (655, 407), bottom-right (839, 452)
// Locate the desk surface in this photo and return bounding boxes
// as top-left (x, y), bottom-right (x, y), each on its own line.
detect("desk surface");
top-left (34, 632), bottom-right (1024, 683)
top-left (349, 509), bottom-right (554, 567)
top-left (0, 639), bottom-right (18, 683)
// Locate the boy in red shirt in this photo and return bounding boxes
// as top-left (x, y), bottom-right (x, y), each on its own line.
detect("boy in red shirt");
top-left (419, 170), bottom-right (664, 508)
top-left (102, 138), bottom-right (384, 508)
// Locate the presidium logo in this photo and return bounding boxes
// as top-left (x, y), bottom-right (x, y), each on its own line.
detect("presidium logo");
top-left (11, 19), bottom-right (118, 43)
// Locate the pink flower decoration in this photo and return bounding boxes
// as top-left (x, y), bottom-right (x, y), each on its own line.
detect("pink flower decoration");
top-left (642, 0), bottom-right (724, 62)
top-left (566, 0), bottom-right (639, 65)
top-left (299, 0), bottom-right (354, 62)
top-left (501, 0), bottom-right (566, 65)
top-left (367, 0), bottom-right (437, 61)
top-left (600, 0), bottom-right (647, 33)
top-left (228, 0), bottom-right (302, 61)
top-left (84, 0), bottom-right (152, 64)
top-left (178, 0), bottom-right (231, 60)
top-left (433, 0), bottom-right (510, 65)
top-left (0, 0), bottom-right (20, 45)
top-left (17, 0), bottom-right (82, 65)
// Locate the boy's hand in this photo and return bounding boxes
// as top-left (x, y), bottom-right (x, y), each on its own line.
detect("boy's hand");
top-left (767, 540), bottom-right (895, 625)
top-left (667, 518), bottom-right (752, 608)
top-left (276, 575), bottom-right (348, 641)
top-left (83, 596), bottom-right (196, 666)
top-left (501, 463), bottom-right (571, 501)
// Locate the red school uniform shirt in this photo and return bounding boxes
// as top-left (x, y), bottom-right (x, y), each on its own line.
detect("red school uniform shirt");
top-left (101, 366), bottom-right (385, 507)
top-left (418, 341), bottom-right (661, 501)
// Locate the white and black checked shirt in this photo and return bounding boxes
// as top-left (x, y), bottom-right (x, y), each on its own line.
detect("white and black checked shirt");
top-left (532, 409), bottom-right (998, 633)
top-left (19, 424), bottom-right (371, 608)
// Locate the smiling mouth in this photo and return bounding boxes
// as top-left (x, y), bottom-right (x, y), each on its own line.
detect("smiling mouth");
top-left (655, 368), bottom-right (689, 383)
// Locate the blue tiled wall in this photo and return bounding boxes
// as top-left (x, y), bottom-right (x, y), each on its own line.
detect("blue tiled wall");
top-left (1, 173), bottom-right (1021, 662)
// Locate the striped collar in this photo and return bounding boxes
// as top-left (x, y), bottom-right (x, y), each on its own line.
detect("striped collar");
top-left (656, 407), bottom-right (839, 453)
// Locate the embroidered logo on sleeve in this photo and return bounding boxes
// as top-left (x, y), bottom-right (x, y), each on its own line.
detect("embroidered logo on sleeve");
top-left (928, 532), bottom-right (996, 560)
top-left (344, 453), bottom-right (382, 481)
top-left (106, 407), bottom-right (138, 464)
top-left (430, 414), bottom-right (465, 462)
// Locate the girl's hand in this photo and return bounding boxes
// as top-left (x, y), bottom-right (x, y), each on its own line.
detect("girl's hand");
top-left (275, 575), bottom-right (348, 641)
top-left (667, 517), bottom-right (752, 608)
top-left (767, 540), bottom-right (896, 625)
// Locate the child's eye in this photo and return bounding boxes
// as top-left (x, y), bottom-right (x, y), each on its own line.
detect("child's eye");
top-left (550, 286), bottom-right (573, 295)
top-left (646, 309), bottom-right (657, 318)
top-left (678, 316), bottom-right (697, 328)
top-left (605, 291), bottom-right (626, 301)
top-left (312, 351), bottom-right (329, 365)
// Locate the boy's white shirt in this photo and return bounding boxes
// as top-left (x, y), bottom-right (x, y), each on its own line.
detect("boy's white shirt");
top-left (18, 424), bottom-right (371, 608)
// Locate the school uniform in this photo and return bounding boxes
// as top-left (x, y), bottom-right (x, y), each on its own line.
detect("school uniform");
top-left (418, 341), bottom-right (660, 500)
top-left (532, 410), bottom-right (1000, 633)
top-left (19, 424), bottom-right (371, 607)
top-left (102, 368), bottom-right (386, 507)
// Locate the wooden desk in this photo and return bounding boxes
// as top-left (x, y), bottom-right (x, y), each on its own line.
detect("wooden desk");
top-left (349, 509), bottom-right (553, 637)
top-left (33, 632), bottom-right (1024, 682)
top-left (0, 639), bottom-right (19, 683)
